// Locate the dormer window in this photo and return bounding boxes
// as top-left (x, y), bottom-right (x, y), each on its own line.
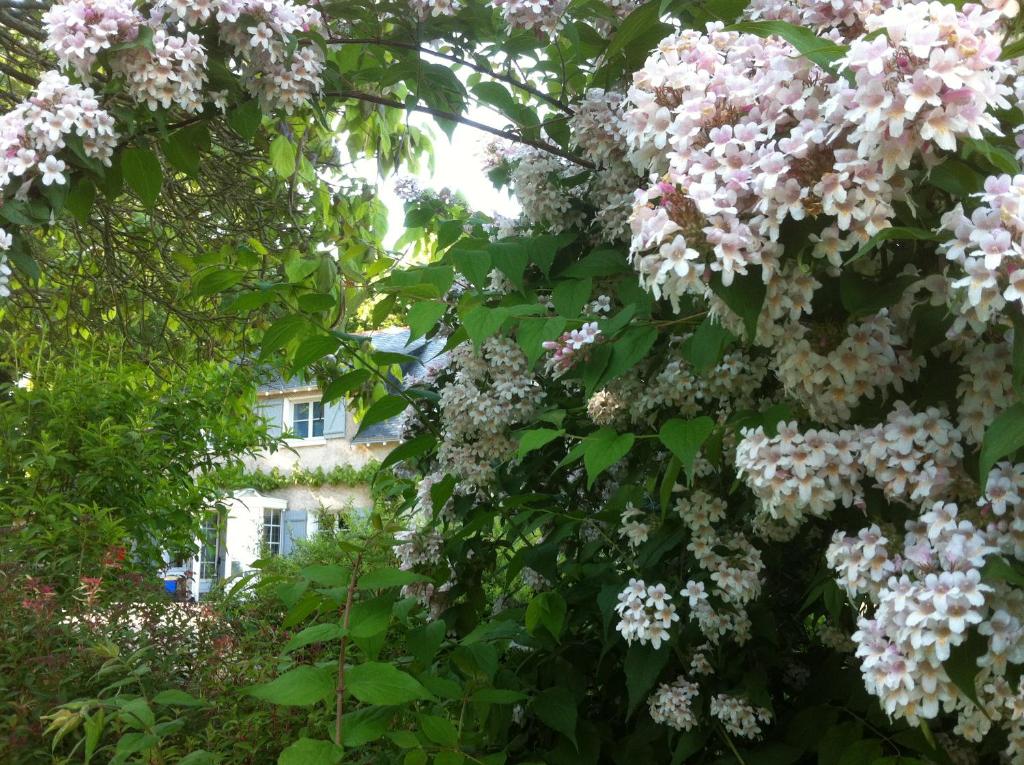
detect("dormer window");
top-left (291, 400), bottom-right (324, 439)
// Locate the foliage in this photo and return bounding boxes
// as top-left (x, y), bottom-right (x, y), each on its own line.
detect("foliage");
top-left (218, 461), bottom-right (382, 493)
top-left (4, 0), bottom-right (1024, 763)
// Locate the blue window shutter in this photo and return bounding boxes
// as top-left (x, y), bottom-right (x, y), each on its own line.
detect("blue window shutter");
top-left (323, 399), bottom-right (346, 439)
top-left (257, 399), bottom-right (284, 437)
top-left (280, 510), bottom-right (307, 556)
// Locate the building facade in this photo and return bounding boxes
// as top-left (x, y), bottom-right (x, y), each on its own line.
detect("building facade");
top-left (165, 328), bottom-right (444, 599)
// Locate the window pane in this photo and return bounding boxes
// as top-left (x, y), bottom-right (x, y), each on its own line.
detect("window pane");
top-left (312, 419), bottom-right (324, 437)
top-left (294, 420), bottom-right (308, 438)
top-left (313, 401), bottom-right (324, 419)
top-left (294, 402), bottom-right (309, 421)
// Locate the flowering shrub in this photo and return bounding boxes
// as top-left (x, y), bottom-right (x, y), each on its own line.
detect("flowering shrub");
top-left (7, 0), bottom-right (1024, 762)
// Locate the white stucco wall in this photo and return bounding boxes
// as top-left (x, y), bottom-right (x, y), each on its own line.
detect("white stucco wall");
top-left (222, 491), bottom-right (282, 574)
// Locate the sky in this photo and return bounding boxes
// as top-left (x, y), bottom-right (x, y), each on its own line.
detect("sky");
top-left (353, 111), bottom-right (523, 249)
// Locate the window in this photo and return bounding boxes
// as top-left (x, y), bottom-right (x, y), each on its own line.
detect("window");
top-left (199, 515), bottom-right (219, 580)
top-left (263, 508), bottom-right (282, 555)
top-left (291, 400), bottom-right (324, 439)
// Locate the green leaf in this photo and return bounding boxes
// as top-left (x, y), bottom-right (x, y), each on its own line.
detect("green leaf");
top-left (463, 306), bottom-right (508, 347)
top-left (379, 434), bottom-right (434, 472)
top-left (246, 666), bottom-right (334, 706)
top-left (408, 620), bottom-right (446, 666)
top-left (964, 137), bottom-right (1020, 175)
top-left (1011, 311), bottom-right (1024, 392)
top-left (671, 731), bottom-right (709, 764)
top-left (525, 591), bottom-right (567, 640)
top-left (282, 623), bottom-right (344, 653)
top-left (435, 753), bottom-right (465, 765)
top-left (120, 147), bottom-right (162, 208)
top-left (943, 630), bottom-right (987, 711)
top-left (357, 395), bottom-right (408, 434)
top-left (606, 1), bottom-right (672, 62)
top-left (349, 594), bottom-right (394, 639)
top-left (490, 241), bottom-right (529, 290)
top-left (552, 278), bottom-right (593, 318)
top-left (228, 100), bottom-right (262, 139)
top-left (979, 402), bottom-right (1024, 481)
top-left (342, 706), bottom-right (393, 747)
top-left (624, 642), bottom-right (670, 715)
top-left (322, 369), bottom-right (371, 403)
top-left (583, 428), bottom-right (635, 488)
top-left (404, 751), bottom-right (428, 765)
top-left (163, 123), bottom-right (209, 177)
top-left (682, 318), bottom-right (734, 372)
top-left (517, 428), bottom-right (564, 458)
top-left (408, 302), bottom-right (446, 342)
top-left (449, 242), bottom-right (492, 288)
top-left (850, 227), bottom-right (941, 264)
top-left (360, 568), bottom-right (430, 590)
top-left (193, 268), bottom-right (245, 297)
top-left (983, 555), bottom-right (1024, 588)
top-left (278, 738), bottom-right (344, 765)
top-left (659, 417), bottom-right (715, 484)
top-left (152, 690), bottom-right (207, 707)
top-left (517, 317), bottom-right (566, 366)
top-left (840, 272), bottom-right (917, 318)
top-left (929, 159), bottom-right (983, 197)
top-left (270, 135), bottom-right (297, 177)
top-left (345, 662), bottom-right (434, 705)
top-left (65, 179), bottom-right (96, 225)
top-left (532, 686), bottom-right (577, 745)
top-left (291, 333), bottom-right (340, 369)
top-left (727, 20), bottom-right (848, 70)
top-left (472, 688), bottom-right (527, 704)
top-left (177, 752), bottom-right (217, 765)
top-left (836, 740), bottom-right (882, 765)
top-left (710, 270), bottom-right (765, 341)
top-left (260, 314), bottom-right (309, 358)
top-left (418, 714), bottom-right (459, 747)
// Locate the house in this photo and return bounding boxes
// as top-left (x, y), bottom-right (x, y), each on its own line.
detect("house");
top-left (164, 328), bottom-right (446, 599)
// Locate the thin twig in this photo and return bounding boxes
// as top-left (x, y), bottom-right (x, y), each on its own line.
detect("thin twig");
top-left (329, 36), bottom-right (573, 115)
top-left (328, 88), bottom-right (594, 169)
top-left (334, 553), bottom-right (363, 747)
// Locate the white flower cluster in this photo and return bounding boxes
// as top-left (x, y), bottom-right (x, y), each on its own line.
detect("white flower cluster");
top-left (437, 338), bottom-right (544, 490)
top-left (940, 174), bottom-right (1024, 333)
top-left (542, 321), bottom-right (602, 377)
top-left (592, 341), bottom-right (769, 429)
top-left (773, 310), bottom-right (922, 424)
top-left (111, 28), bottom-right (208, 113)
top-left (0, 227), bottom-right (11, 299)
top-left (648, 675), bottom-right (699, 731)
top-left (618, 503), bottom-right (651, 548)
top-left (488, 0), bottom-right (569, 36)
top-left (829, 508), bottom-right (995, 717)
top-left (614, 579), bottom-right (679, 649)
top-left (409, 0), bottom-right (461, 19)
top-left (957, 334), bottom-right (1015, 445)
top-left (677, 489), bottom-right (763, 644)
top-left (43, 0), bottom-right (325, 115)
top-left (736, 421), bottom-right (864, 525)
top-left (0, 72), bottom-right (118, 197)
top-left (737, 405), bottom-right (962, 526)
top-left (570, 89), bottom-right (629, 170)
top-left (509, 148), bottom-right (582, 234)
top-left (709, 693), bottom-right (772, 739)
top-left (625, 5), bottom-right (1013, 312)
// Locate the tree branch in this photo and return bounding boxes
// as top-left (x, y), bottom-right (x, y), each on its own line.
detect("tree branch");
top-left (327, 89), bottom-right (594, 169)
top-left (334, 554), bottom-right (363, 748)
top-left (329, 36), bottom-right (573, 115)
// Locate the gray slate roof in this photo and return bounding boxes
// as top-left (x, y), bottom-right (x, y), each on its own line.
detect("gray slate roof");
top-left (258, 327), bottom-right (447, 444)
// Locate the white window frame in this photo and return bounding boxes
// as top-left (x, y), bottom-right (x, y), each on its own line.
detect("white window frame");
top-left (263, 507), bottom-right (282, 556)
top-left (283, 394), bottom-right (326, 443)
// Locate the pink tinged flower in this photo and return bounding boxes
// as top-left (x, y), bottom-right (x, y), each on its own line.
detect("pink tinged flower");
top-left (1004, 269), bottom-right (1024, 304)
top-left (903, 71), bottom-right (943, 117)
top-left (40, 154), bottom-right (66, 186)
top-left (919, 108), bottom-right (964, 152)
